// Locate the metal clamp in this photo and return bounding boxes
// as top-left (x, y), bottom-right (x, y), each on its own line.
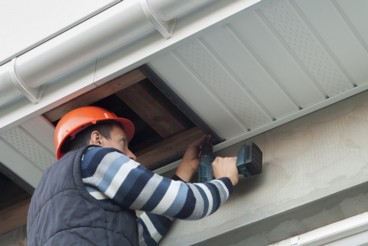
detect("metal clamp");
top-left (9, 58), bottom-right (45, 104)
top-left (141, 0), bottom-right (176, 39)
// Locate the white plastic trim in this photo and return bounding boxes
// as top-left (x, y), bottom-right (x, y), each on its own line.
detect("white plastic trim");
top-left (0, 0), bottom-right (216, 106)
top-left (9, 58), bottom-right (45, 104)
top-left (141, 0), bottom-right (175, 39)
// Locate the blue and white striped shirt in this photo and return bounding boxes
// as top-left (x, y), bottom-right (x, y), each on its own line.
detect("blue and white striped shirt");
top-left (80, 146), bottom-right (233, 245)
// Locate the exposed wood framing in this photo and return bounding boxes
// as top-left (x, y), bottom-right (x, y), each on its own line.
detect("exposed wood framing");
top-left (136, 127), bottom-right (203, 169)
top-left (116, 82), bottom-right (188, 138)
top-left (40, 65), bottom-right (206, 170)
top-left (0, 198), bottom-right (30, 235)
top-left (44, 69), bottom-right (146, 122)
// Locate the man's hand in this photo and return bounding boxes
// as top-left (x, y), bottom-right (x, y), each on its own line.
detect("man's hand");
top-left (175, 134), bottom-right (208, 182)
top-left (212, 156), bottom-right (238, 186)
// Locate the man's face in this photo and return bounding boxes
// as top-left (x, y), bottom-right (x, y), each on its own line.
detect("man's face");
top-left (91, 124), bottom-right (136, 160)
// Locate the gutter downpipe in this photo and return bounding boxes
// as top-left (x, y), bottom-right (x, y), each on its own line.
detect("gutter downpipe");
top-left (0, 0), bottom-right (212, 108)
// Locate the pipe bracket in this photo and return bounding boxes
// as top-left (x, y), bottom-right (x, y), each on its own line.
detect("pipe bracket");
top-left (9, 58), bottom-right (45, 104)
top-left (141, 0), bottom-right (176, 39)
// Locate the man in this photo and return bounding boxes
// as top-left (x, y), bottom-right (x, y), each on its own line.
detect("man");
top-left (27, 106), bottom-right (238, 245)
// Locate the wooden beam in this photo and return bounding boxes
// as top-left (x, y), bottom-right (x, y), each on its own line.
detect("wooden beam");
top-left (136, 127), bottom-right (204, 169)
top-left (0, 198), bottom-right (30, 235)
top-left (116, 82), bottom-right (188, 138)
top-left (44, 69), bottom-right (146, 122)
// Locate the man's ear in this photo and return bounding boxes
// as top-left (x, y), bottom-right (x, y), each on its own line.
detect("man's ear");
top-left (90, 131), bottom-right (102, 146)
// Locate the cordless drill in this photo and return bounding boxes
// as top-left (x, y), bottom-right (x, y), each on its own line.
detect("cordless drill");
top-left (198, 140), bottom-right (262, 182)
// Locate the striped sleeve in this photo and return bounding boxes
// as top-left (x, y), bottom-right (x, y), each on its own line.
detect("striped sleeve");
top-left (136, 173), bottom-right (186, 245)
top-left (137, 212), bottom-right (174, 246)
top-left (82, 147), bottom-right (232, 219)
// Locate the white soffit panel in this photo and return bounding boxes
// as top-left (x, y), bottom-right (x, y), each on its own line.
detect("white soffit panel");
top-left (0, 127), bottom-right (55, 171)
top-left (149, 0), bottom-right (368, 142)
top-left (20, 116), bottom-right (55, 154)
top-left (293, 0), bottom-right (368, 85)
top-left (0, 116), bottom-right (55, 188)
top-left (201, 27), bottom-right (299, 118)
top-left (0, 138), bottom-right (42, 188)
top-left (0, 123), bottom-right (55, 187)
top-left (149, 52), bottom-right (248, 139)
top-left (258, 0), bottom-right (354, 96)
top-left (229, 11), bottom-right (325, 108)
top-left (337, 0), bottom-right (368, 50)
top-left (174, 40), bottom-right (273, 130)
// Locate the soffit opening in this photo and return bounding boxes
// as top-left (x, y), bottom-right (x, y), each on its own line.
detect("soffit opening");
top-left (43, 65), bottom-right (222, 170)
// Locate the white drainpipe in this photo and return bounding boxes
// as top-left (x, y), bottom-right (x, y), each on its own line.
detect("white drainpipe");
top-left (0, 0), bottom-right (212, 107)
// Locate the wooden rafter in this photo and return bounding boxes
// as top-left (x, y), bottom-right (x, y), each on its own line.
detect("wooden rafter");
top-left (116, 82), bottom-right (189, 138)
top-left (136, 127), bottom-right (204, 169)
top-left (44, 69), bottom-right (146, 122)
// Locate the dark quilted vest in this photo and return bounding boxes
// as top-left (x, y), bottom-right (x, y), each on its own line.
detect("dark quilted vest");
top-left (27, 147), bottom-right (138, 246)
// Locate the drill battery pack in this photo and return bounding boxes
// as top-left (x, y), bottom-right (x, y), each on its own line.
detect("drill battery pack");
top-left (236, 142), bottom-right (263, 177)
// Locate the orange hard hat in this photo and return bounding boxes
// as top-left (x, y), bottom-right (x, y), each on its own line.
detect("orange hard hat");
top-left (54, 106), bottom-right (135, 160)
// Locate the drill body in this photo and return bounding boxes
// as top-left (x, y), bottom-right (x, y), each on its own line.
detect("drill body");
top-left (198, 141), bottom-right (262, 182)
top-left (198, 140), bottom-right (215, 182)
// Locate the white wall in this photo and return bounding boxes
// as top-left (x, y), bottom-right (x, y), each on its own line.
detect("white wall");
top-left (160, 89), bottom-right (368, 245)
top-left (0, 0), bottom-right (118, 63)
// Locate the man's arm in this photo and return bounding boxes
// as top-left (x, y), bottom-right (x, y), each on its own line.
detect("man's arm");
top-left (136, 135), bottom-right (220, 246)
top-left (134, 135), bottom-right (210, 245)
top-left (81, 146), bottom-right (235, 218)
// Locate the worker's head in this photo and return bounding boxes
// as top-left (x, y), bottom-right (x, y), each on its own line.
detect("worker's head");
top-left (54, 106), bottom-right (135, 160)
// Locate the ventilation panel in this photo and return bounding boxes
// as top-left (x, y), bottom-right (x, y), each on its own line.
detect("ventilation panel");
top-left (148, 0), bottom-right (368, 147)
top-left (1, 127), bottom-right (54, 173)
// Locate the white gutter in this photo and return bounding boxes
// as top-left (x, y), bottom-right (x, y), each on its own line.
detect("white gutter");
top-left (269, 212), bottom-right (368, 246)
top-left (0, 0), bottom-right (212, 107)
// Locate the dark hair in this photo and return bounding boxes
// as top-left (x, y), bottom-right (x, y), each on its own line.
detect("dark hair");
top-left (60, 120), bottom-right (121, 154)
